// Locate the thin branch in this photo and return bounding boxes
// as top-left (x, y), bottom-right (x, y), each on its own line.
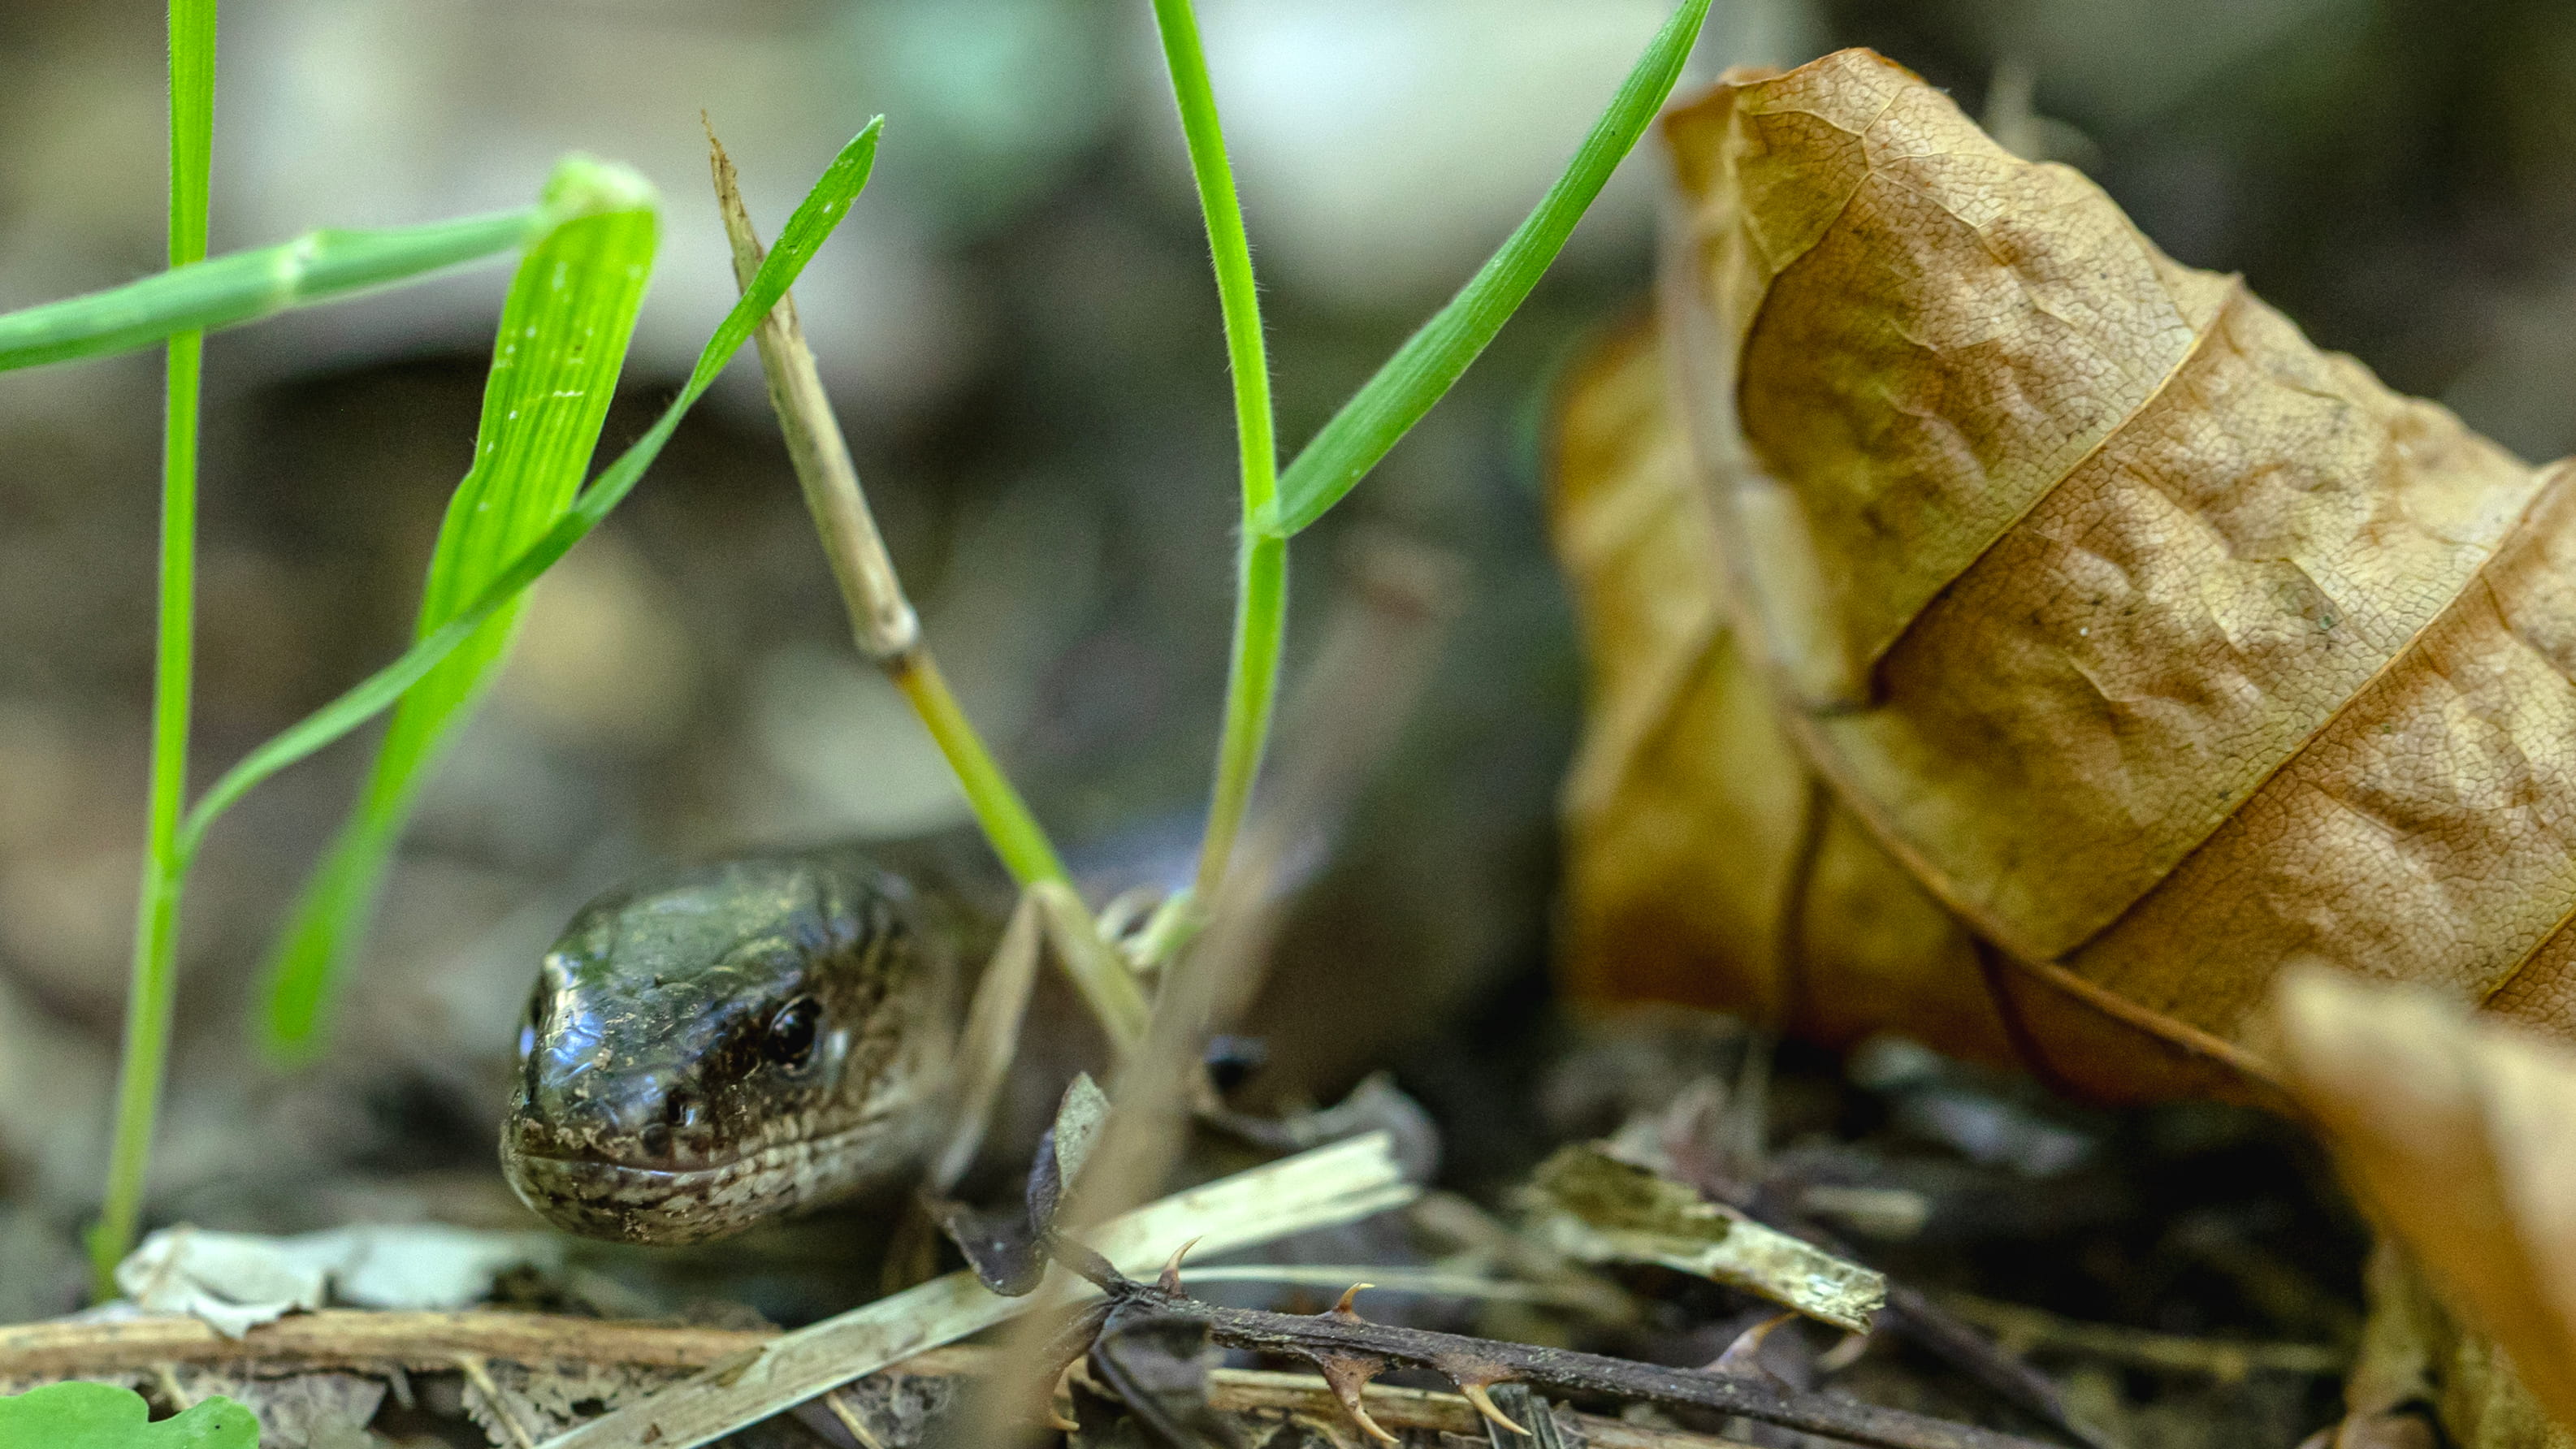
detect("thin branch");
top-left (1204, 1369), bottom-right (1760, 1448)
top-left (0, 1312), bottom-right (785, 1378)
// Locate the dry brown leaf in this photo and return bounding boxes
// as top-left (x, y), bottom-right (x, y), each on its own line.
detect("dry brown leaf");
top-left (1551, 48), bottom-right (2576, 1101)
top-left (2272, 968), bottom-right (2576, 1441)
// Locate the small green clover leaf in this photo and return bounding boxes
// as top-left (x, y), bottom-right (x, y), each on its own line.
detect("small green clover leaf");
top-left (0, 1382), bottom-right (259, 1449)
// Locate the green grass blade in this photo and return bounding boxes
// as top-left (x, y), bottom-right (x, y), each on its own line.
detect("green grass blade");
top-left (0, 155), bottom-right (643, 374)
top-left (180, 121), bottom-right (885, 876)
top-left (0, 211), bottom-right (527, 373)
top-left (90, 0), bottom-right (219, 1302)
top-left (1146, 0), bottom-right (1286, 908)
top-left (1263, 0), bottom-right (1710, 536)
top-left (1149, 0), bottom-right (1276, 521)
top-left (256, 169), bottom-right (660, 1058)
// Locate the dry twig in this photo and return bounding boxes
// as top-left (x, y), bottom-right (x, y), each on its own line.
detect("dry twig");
top-left (0, 1311), bottom-right (776, 1379)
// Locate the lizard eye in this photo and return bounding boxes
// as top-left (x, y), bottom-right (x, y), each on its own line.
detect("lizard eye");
top-left (764, 996), bottom-right (822, 1071)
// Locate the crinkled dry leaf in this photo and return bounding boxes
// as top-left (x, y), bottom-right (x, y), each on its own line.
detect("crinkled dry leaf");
top-left (2276, 968), bottom-right (2576, 1439)
top-left (1552, 47), bottom-right (2576, 1101)
top-left (1550, 318), bottom-right (2020, 1071)
top-left (935, 1072), bottom-right (1115, 1297)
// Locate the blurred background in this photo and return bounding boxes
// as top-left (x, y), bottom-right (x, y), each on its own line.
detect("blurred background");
top-left (0, 0), bottom-right (2569, 1322)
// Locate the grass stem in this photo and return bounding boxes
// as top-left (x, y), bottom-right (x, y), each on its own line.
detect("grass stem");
top-left (91, 0), bottom-right (218, 1296)
top-left (1148, 0), bottom-right (1284, 914)
top-left (887, 654), bottom-right (1068, 897)
top-left (892, 654), bottom-right (1147, 1049)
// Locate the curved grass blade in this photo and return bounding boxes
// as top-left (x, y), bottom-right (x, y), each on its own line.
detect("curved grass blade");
top-left (188, 121), bottom-right (884, 886)
top-left (256, 168), bottom-right (660, 1058)
top-left (0, 155), bottom-right (646, 374)
top-left (1146, 0), bottom-right (1288, 912)
top-left (1263, 0), bottom-right (1711, 537)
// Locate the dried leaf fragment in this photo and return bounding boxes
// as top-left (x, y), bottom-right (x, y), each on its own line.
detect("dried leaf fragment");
top-left (2275, 968), bottom-right (2576, 1434)
top-left (1530, 1144), bottom-right (1883, 1334)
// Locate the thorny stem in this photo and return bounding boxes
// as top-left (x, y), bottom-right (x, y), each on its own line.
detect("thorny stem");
top-left (93, 0), bottom-right (219, 1298)
top-left (1149, 0), bottom-right (1286, 915)
top-left (1061, 1252), bottom-right (2065, 1449)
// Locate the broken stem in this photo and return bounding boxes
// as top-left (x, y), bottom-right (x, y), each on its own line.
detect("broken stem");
top-left (706, 127), bottom-right (1148, 1053)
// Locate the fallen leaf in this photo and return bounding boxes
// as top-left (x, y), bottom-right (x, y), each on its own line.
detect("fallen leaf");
top-left (1551, 47), bottom-right (2576, 1101)
top-left (2275, 968), bottom-right (2576, 1441)
top-left (115, 1228), bottom-right (327, 1339)
top-left (934, 1072), bottom-right (1113, 1297)
top-left (1548, 316), bottom-right (2023, 1074)
top-left (110, 1222), bottom-right (563, 1336)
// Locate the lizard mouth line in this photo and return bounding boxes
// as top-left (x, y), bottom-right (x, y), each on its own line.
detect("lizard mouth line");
top-left (500, 1099), bottom-right (941, 1244)
top-left (502, 1131), bottom-right (853, 1246)
top-left (504, 1115), bottom-right (889, 1182)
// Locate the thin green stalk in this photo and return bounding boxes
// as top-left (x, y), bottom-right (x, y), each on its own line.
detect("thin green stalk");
top-left (1199, 534), bottom-right (1283, 903)
top-left (92, 0), bottom-right (218, 1297)
top-left (894, 654), bottom-right (1154, 1045)
top-left (1149, 0), bottom-right (1283, 910)
top-left (890, 654), bottom-right (1067, 889)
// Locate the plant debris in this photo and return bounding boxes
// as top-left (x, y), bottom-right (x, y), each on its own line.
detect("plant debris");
top-left (1530, 1144), bottom-right (1885, 1335)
